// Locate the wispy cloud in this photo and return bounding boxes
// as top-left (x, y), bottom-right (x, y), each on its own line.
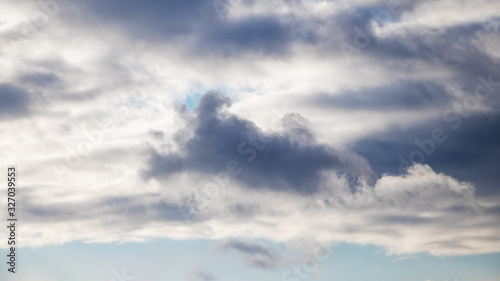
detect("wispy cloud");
top-left (214, 239), bottom-right (283, 270)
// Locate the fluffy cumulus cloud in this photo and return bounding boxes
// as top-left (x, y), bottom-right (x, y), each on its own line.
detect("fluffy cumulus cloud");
top-left (0, 0), bottom-right (499, 261)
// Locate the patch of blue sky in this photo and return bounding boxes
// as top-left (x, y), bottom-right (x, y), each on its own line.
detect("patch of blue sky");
top-left (184, 83), bottom-right (254, 109)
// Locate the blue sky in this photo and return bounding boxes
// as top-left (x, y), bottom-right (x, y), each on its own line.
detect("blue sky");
top-left (1, 0), bottom-right (500, 280)
top-left (1, 240), bottom-right (500, 281)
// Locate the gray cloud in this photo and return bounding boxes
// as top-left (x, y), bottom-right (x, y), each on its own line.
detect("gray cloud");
top-left (79, 0), bottom-right (214, 39)
top-left (2, 0), bottom-right (500, 258)
top-left (368, 20), bottom-right (500, 83)
top-left (215, 239), bottom-right (282, 270)
top-left (0, 83), bottom-right (30, 118)
top-left (194, 15), bottom-right (292, 56)
top-left (19, 72), bottom-right (59, 88)
top-left (20, 186), bottom-right (189, 224)
top-left (70, 0), bottom-right (302, 57)
top-left (144, 91), bottom-right (373, 194)
top-left (352, 114), bottom-right (500, 197)
top-left (186, 268), bottom-right (218, 281)
top-left (312, 80), bottom-right (452, 111)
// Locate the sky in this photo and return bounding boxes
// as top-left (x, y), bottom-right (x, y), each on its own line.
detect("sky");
top-left (0, 0), bottom-right (500, 280)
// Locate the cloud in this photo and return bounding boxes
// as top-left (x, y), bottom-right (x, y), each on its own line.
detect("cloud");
top-left (19, 72), bottom-right (59, 88)
top-left (215, 239), bottom-right (282, 270)
top-left (312, 80), bottom-right (453, 111)
top-left (0, 83), bottom-right (30, 118)
top-left (69, 0), bottom-right (301, 57)
top-left (186, 268), bottom-right (218, 281)
top-left (194, 15), bottom-right (292, 56)
top-left (352, 114), bottom-right (500, 196)
top-left (0, 0), bottom-right (499, 260)
top-left (369, 20), bottom-right (500, 80)
top-left (15, 161), bottom-right (500, 256)
top-left (76, 0), bottom-right (215, 40)
top-left (143, 91), bottom-right (374, 194)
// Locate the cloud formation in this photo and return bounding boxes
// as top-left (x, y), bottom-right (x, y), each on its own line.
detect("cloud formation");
top-left (0, 0), bottom-right (499, 260)
top-left (353, 114), bottom-right (500, 196)
top-left (312, 80), bottom-right (452, 111)
top-left (0, 83), bottom-right (30, 118)
top-left (215, 239), bottom-right (283, 270)
top-left (16, 161), bottom-right (500, 256)
top-left (144, 91), bottom-right (373, 194)
top-left (186, 268), bottom-right (218, 281)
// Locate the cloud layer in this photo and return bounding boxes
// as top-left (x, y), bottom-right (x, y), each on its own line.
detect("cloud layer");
top-left (144, 91), bottom-right (373, 194)
top-left (0, 0), bottom-right (499, 259)
top-left (215, 239), bottom-right (283, 269)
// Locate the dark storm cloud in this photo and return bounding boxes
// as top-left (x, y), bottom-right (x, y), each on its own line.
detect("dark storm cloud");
top-left (215, 239), bottom-right (282, 270)
top-left (144, 91), bottom-right (373, 194)
top-left (352, 113), bottom-right (500, 197)
top-left (0, 83), bottom-right (30, 118)
top-left (312, 80), bottom-right (452, 111)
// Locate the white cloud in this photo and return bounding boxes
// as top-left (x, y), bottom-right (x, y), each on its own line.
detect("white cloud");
top-left (9, 162), bottom-right (500, 256)
top-left (1, 0), bottom-right (499, 258)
